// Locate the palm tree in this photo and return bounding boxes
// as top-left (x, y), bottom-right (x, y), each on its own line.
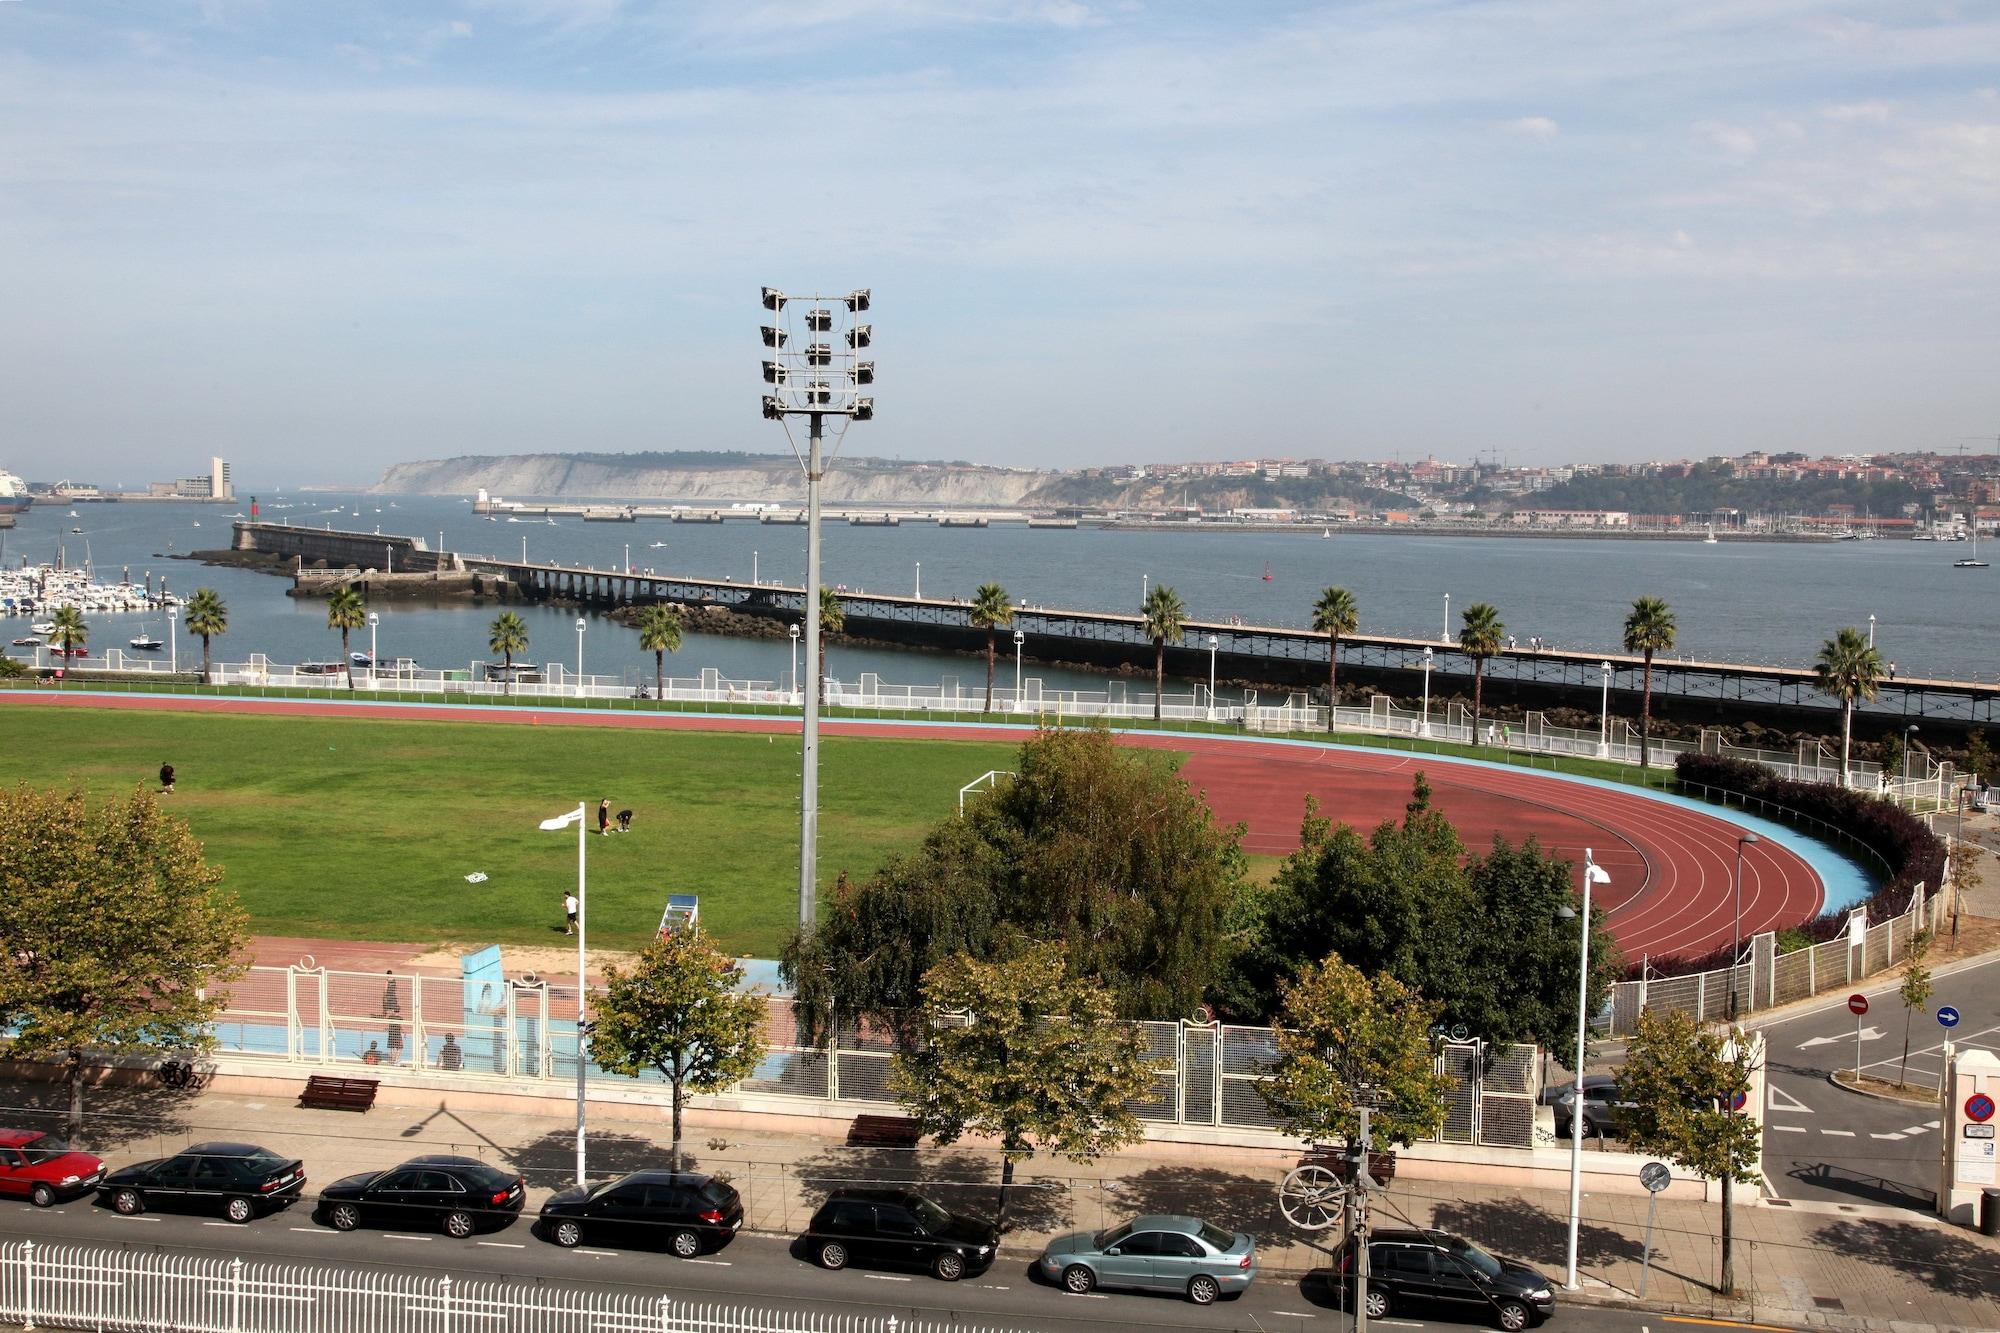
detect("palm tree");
top-left (183, 588), bottom-right (228, 685)
top-left (325, 587), bottom-right (367, 692)
top-left (1622, 596), bottom-right (1676, 770)
top-left (488, 611), bottom-right (529, 695)
top-left (1815, 626), bottom-right (1883, 787)
top-left (816, 587), bottom-right (846, 705)
top-left (969, 582), bottom-right (1014, 712)
top-left (47, 606), bottom-right (86, 683)
top-left (635, 603), bottom-right (683, 700)
top-left (1310, 586), bottom-right (1359, 730)
top-left (1141, 584), bottom-right (1187, 721)
top-left (1457, 602), bottom-right (1505, 741)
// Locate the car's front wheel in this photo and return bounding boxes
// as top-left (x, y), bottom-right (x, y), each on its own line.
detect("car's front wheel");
top-left (442, 1209), bottom-right (475, 1239)
top-left (1187, 1274), bottom-right (1220, 1305)
top-left (551, 1219), bottom-right (582, 1248)
top-left (933, 1251), bottom-right (965, 1281)
top-left (1062, 1264), bottom-right (1095, 1294)
top-left (1364, 1285), bottom-right (1391, 1319)
top-left (1494, 1299), bottom-right (1532, 1331)
top-left (819, 1241), bottom-right (849, 1270)
top-left (670, 1229), bottom-right (700, 1259)
top-left (327, 1202), bottom-right (361, 1232)
top-left (111, 1188), bottom-right (145, 1216)
top-left (29, 1184), bottom-right (57, 1208)
top-left (224, 1196), bottom-right (254, 1224)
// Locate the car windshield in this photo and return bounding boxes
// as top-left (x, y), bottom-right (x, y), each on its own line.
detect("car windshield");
top-left (1198, 1222), bottom-right (1236, 1252)
top-left (461, 1165), bottom-right (516, 1192)
top-left (910, 1197), bottom-right (953, 1232)
top-left (1444, 1238), bottom-right (1503, 1279)
top-left (699, 1180), bottom-right (736, 1206)
top-left (21, 1136), bottom-right (73, 1165)
top-left (236, 1149), bottom-right (286, 1173)
top-left (1093, 1222), bottom-right (1134, 1251)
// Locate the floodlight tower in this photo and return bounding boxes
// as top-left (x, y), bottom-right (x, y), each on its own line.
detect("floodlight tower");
top-left (761, 286), bottom-right (875, 932)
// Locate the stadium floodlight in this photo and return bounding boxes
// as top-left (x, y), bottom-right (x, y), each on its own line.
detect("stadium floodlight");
top-left (758, 284), bottom-right (876, 933)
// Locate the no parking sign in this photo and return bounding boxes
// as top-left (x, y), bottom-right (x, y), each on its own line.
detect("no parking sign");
top-left (1968, 1093), bottom-right (1996, 1125)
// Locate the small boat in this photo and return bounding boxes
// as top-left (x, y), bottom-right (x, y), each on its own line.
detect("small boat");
top-left (128, 634), bottom-right (164, 651)
top-left (1704, 524), bottom-right (1718, 544)
top-left (1260, 561), bottom-right (1274, 582)
top-left (10, 637), bottom-right (38, 646)
top-left (191, 520), bottom-right (201, 528)
top-left (649, 541), bottom-right (669, 549)
top-left (1320, 528), bottom-right (1331, 538)
top-left (350, 651), bottom-right (373, 666)
top-left (30, 621), bottom-right (56, 635)
top-left (545, 518), bottom-right (558, 526)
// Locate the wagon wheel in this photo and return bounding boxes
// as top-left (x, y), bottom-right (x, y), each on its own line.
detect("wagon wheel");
top-left (1277, 1163), bottom-right (1348, 1233)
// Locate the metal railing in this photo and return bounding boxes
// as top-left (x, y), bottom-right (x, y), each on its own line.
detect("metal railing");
top-left (0, 1239), bottom-right (1009, 1333)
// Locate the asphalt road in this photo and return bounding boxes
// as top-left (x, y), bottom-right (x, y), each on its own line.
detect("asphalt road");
top-left (1756, 953), bottom-right (2000, 1210)
top-left (0, 1195), bottom-right (1749, 1333)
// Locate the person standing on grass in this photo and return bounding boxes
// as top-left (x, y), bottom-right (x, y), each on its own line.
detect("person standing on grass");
top-left (564, 891), bottom-right (579, 935)
top-left (598, 797), bottom-right (611, 836)
top-left (159, 762), bottom-right (175, 794)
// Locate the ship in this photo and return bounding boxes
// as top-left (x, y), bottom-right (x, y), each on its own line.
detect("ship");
top-left (0, 469), bottom-right (31, 515)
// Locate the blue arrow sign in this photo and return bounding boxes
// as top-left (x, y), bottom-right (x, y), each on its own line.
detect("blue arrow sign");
top-left (1937, 1005), bottom-right (1961, 1029)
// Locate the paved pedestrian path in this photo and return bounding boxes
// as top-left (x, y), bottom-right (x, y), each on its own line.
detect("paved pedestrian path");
top-left (2, 1071), bottom-right (1995, 1331)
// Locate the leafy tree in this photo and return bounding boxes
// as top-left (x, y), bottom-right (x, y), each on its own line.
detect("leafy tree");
top-left (968, 582), bottom-right (1014, 713)
top-left (0, 656), bottom-right (27, 680)
top-left (589, 926), bottom-right (768, 1168)
top-left (0, 786), bottom-right (248, 1136)
top-left (1258, 953), bottom-right (1452, 1150)
top-left (1964, 729), bottom-right (1993, 785)
top-left (1814, 627), bottom-right (1882, 787)
top-left (634, 603), bottom-right (683, 699)
top-left (784, 725), bottom-right (1246, 1043)
top-left (1140, 584), bottom-right (1187, 721)
top-left (488, 611), bottom-right (529, 694)
top-left (1615, 1010), bottom-right (1761, 1296)
top-left (1457, 603), bottom-right (1504, 739)
top-left (1878, 734), bottom-right (1906, 786)
top-left (892, 943), bottom-right (1161, 1229)
top-left (1897, 929), bottom-right (1933, 1088)
top-left (1310, 586), bottom-right (1359, 728)
top-left (182, 588), bottom-right (228, 684)
top-left (324, 587), bottom-right (367, 692)
top-left (1622, 596), bottom-right (1676, 769)
top-left (816, 587), bottom-right (845, 704)
top-left (47, 605), bottom-right (86, 682)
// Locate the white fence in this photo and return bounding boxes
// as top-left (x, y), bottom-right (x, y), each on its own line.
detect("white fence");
top-left (0, 1239), bottom-right (1006, 1333)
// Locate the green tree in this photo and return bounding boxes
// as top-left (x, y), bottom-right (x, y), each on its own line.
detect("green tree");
top-left (1878, 734), bottom-right (1906, 786)
top-left (1814, 627), bottom-right (1883, 786)
top-left (1457, 603), bottom-right (1504, 740)
top-left (1963, 729), bottom-right (1993, 785)
top-left (47, 605), bottom-right (87, 682)
top-left (1615, 1010), bottom-right (1761, 1296)
top-left (324, 587), bottom-right (367, 693)
top-left (0, 656), bottom-right (27, 680)
top-left (816, 587), bottom-right (846, 705)
top-left (892, 943), bottom-right (1162, 1230)
top-left (1897, 929), bottom-right (1933, 1088)
top-left (1310, 586), bottom-right (1359, 729)
top-left (1622, 596), bottom-right (1676, 770)
top-left (182, 588), bottom-right (228, 684)
top-left (1259, 953), bottom-right (1453, 1150)
top-left (1141, 584), bottom-right (1187, 721)
top-left (488, 611), bottom-right (529, 695)
top-left (634, 603), bottom-right (683, 700)
top-left (588, 926), bottom-right (768, 1169)
top-left (969, 582), bottom-right (1014, 713)
top-left (0, 786), bottom-right (248, 1135)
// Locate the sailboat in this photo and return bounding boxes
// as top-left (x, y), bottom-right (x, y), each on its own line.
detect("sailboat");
top-left (1260, 561), bottom-right (1274, 582)
top-left (1321, 527), bottom-right (1331, 539)
top-left (1954, 526), bottom-right (1989, 569)
top-left (129, 618), bottom-right (164, 650)
top-left (1704, 523), bottom-right (1718, 544)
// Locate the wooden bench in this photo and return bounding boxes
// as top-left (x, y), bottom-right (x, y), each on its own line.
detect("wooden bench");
top-left (299, 1075), bottom-right (380, 1112)
top-left (846, 1114), bottom-right (921, 1150)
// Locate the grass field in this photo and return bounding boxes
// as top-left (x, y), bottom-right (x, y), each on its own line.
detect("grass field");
top-left (0, 706), bottom-right (1014, 958)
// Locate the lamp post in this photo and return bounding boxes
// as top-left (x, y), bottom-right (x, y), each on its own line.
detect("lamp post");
top-left (762, 285), bottom-right (873, 933)
top-left (167, 605), bottom-right (179, 676)
top-left (1442, 593), bottom-right (1451, 643)
top-left (368, 612), bottom-right (379, 679)
top-left (914, 562), bottom-right (921, 600)
top-left (1868, 614), bottom-right (1876, 648)
top-left (538, 804), bottom-right (590, 1190)
top-left (575, 618), bottom-right (586, 699)
top-left (1730, 832), bottom-right (1760, 1022)
top-left (1207, 635), bottom-right (1219, 721)
top-left (1598, 661), bottom-right (1612, 758)
top-left (1420, 647), bottom-right (1433, 737)
top-left (752, 551), bottom-right (759, 586)
top-left (1143, 573), bottom-right (1149, 603)
top-left (1903, 723), bottom-right (1919, 785)
top-left (1561, 849), bottom-right (1612, 1290)
top-left (789, 623), bottom-right (801, 701)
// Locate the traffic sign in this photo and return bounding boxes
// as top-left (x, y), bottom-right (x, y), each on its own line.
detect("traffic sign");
top-left (1847, 994), bottom-right (1869, 1016)
top-left (1730, 1090), bottom-right (1749, 1112)
top-left (1968, 1093), bottom-right (1996, 1125)
top-left (1639, 1162), bottom-right (1671, 1193)
top-left (1937, 1005), bottom-right (1961, 1029)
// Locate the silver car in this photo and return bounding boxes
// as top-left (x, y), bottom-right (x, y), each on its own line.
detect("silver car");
top-left (1038, 1214), bottom-right (1257, 1304)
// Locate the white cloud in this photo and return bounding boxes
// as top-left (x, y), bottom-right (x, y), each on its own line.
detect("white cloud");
top-left (1696, 121), bottom-right (1759, 155)
top-left (1504, 115), bottom-right (1561, 139)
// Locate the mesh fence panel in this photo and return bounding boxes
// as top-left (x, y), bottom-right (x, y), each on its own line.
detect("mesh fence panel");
top-left (1642, 973), bottom-right (1702, 1021)
top-left (1219, 1026), bottom-right (1283, 1131)
top-left (1439, 1045), bottom-right (1477, 1143)
top-left (1771, 949), bottom-right (1813, 1006)
top-left (1126, 1021), bottom-right (1180, 1123)
top-left (1182, 1026), bottom-right (1218, 1126)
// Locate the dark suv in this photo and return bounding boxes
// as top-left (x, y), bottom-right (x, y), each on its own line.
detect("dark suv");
top-left (1340, 1228), bottom-right (1556, 1330)
top-left (801, 1188), bottom-right (998, 1281)
top-left (98, 1143), bottom-right (306, 1223)
top-left (538, 1170), bottom-right (744, 1255)
top-left (317, 1154), bottom-right (525, 1238)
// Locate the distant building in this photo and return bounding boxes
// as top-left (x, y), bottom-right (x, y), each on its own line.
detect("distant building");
top-left (1507, 508), bottom-right (1631, 529)
top-left (148, 456), bottom-right (233, 501)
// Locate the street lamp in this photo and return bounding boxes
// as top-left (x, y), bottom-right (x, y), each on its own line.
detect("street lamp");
top-left (1729, 832), bottom-right (1760, 1022)
top-left (1558, 850), bottom-right (1612, 1291)
top-left (538, 804), bottom-right (591, 1190)
top-left (761, 284), bottom-right (874, 933)
top-left (1868, 614), bottom-right (1876, 648)
top-left (1013, 628), bottom-right (1025, 709)
top-left (1903, 724), bottom-right (1919, 785)
top-left (790, 623), bottom-right (801, 700)
top-left (752, 551), bottom-right (759, 586)
top-left (1597, 661), bottom-right (1612, 758)
top-left (1420, 647), bottom-right (1433, 737)
top-left (167, 604), bottom-right (179, 676)
top-left (368, 612), bottom-right (379, 680)
top-left (914, 562), bottom-right (921, 600)
top-left (575, 618), bottom-right (587, 699)
top-left (1442, 593), bottom-right (1451, 643)
top-left (1207, 635), bottom-right (1219, 721)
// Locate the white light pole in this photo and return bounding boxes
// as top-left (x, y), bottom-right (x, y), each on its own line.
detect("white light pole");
top-left (538, 804), bottom-right (590, 1190)
top-left (623, 544), bottom-right (630, 575)
top-left (1598, 660), bottom-right (1612, 757)
top-left (1207, 635), bottom-right (1219, 720)
top-left (1420, 647), bottom-right (1433, 737)
top-left (1442, 593), bottom-right (1451, 643)
top-left (1729, 832), bottom-right (1760, 1022)
top-left (1013, 628), bottom-right (1025, 709)
top-left (368, 612), bottom-right (379, 677)
top-left (762, 285), bottom-right (873, 933)
top-left (1142, 573), bottom-right (1149, 603)
top-left (1564, 851), bottom-right (1612, 1290)
top-left (1904, 723), bottom-right (1919, 784)
top-left (575, 617), bottom-right (586, 699)
top-left (522, 536), bottom-right (528, 563)
top-left (1868, 614), bottom-right (1876, 648)
top-left (914, 562), bottom-right (921, 600)
top-left (753, 551), bottom-right (759, 586)
top-left (789, 623), bottom-right (801, 701)
top-left (167, 604), bottom-right (179, 676)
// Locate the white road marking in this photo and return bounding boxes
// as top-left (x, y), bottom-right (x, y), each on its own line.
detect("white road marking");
top-left (1869, 1132), bottom-right (1904, 1140)
top-left (112, 1215), bottom-right (161, 1223)
top-left (289, 1227), bottom-right (333, 1235)
top-left (1926, 1120), bottom-right (1942, 1128)
top-left (576, 1249), bottom-right (618, 1256)
top-left (1821, 1129), bottom-right (1856, 1137)
top-left (1271, 1313), bottom-right (1317, 1319)
top-left (1767, 1087), bottom-right (1816, 1114)
top-left (1902, 1125), bottom-right (1936, 1135)
top-left (383, 1234), bottom-right (433, 1242)
top-left (1801, 1026), bottom-right (1884, 1050)
top-left (1770, 1125), bottom-right (1807, 1133)
top-left (977, 1283), bottom-right (1008, 1290)
top-left (476, 1241), bottom-right (525, 1249)
top-left (683, 1258), bottom-right (731, 1267)
top-left (202, 1221), bottom-right (243, 1228)
top-left (863, 1274), bottom-right (912, 1282)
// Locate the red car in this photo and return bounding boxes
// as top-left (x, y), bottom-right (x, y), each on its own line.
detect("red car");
top-left (0, 1130), bottom-right (106, 1208)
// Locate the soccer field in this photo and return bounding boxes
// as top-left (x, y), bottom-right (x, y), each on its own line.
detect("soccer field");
top-left (0, 705), bottom-right (1016, 957)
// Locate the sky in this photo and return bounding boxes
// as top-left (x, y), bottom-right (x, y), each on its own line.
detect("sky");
top-left (2, 1), bottom-right (1997, 487)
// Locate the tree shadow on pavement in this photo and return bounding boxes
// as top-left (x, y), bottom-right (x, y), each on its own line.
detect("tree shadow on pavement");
top-left (503, 1126), bottom-right (672, 1192)
top-left (1783, 1161), bottom-right (1937, 1211)
top-left (1106, 1164), bottom-right (1292, 1238)
top-left (1431, 1197), bottom-right (1650, 1276)
top-left (1809, 1219), bottom-right (2000, 1304)
top-left (787, 1143), bottom-right (1073, 1236)
top-left (0, 1077), bottom-right (198, 1156)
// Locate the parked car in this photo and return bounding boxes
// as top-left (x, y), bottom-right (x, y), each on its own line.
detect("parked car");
top-left (538, 1170), bottom-right (743, 1255)
top-left (98, 1142), bottom-right (306, 1223)
top-left (1340, 1228), bottom-right (1556, 1330)
top-left (800, 1188), bottom-right (998, 1281)
top-left (1039, 1214), bottom-right (1258, 1305)
top-left (317, 1155), bottom-right (525, 1237)
top-left (0, 1130), bottom-right (105, 1208)
top-left (1537, 1074), bottom-right (1631, 1139)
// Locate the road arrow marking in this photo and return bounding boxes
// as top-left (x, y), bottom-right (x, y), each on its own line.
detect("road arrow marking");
top-left (1800, 1026), bottom-right (1885, 1050)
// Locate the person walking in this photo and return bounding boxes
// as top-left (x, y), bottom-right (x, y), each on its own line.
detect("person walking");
top-left (381, 969), bottom-right (400, 1017)
top-left (439, 1033), bottom-right (463, 1071)
top-left (597, 797), bottom-right (611, 837)
top-left (563, 891), bottom-right (579, 935)
top-left (159, 762), bottom-right (175, 794)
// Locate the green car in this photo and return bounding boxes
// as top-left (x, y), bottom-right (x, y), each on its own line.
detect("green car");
top-left (1039, 1214), bottom-right (1257, 1305)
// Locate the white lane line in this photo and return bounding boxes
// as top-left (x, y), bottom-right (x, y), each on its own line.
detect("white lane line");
top-left (112, 1215), bottom-right (161, 1223)
top-left (1770, 1125), bottom-right (1807, 1133)
top-left (1902, 1125), bottom-right (1935, 1135)
top-left (863, 1274), bottom-right (912, 1282)
top-left (202, 1221), bottom-right (244, 1228)
top-left (289, 1227), bottom-right (334, 1235)
top-left (383, 1234), bottom-right (434, 1242)
top-left (977, 1283), bottom-right (1009, 1290)
top-left (1271, 1313), bottom-right (1317, 1320)
top-left (1821, 1129), bottom-right (1856, 1137)
top-left (476, 1241), bottom-right (525, 1249)
top-left (576, 1249), bottom-right (618, 1257)
top-left (1869, 1132), bottom-right (1906, 1140)
top-left (1925, 1120), bottom-right (1942, 1128)
top-left (683, 1258), bottom-right (731, 1267)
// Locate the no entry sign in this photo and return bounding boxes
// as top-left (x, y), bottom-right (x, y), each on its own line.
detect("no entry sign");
top-left (1968, 1093), bottom-right (1996, 1125)
top-left (1848, 994), bottom-right (1870, 1016)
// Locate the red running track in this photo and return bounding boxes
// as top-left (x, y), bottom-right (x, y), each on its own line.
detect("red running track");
top-left (3, 692), bottom-right (1824, 961)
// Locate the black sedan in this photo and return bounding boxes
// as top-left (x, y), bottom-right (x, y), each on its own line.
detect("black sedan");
top-left (98, 1142), bottom-right (306, 1223)
top-left (538, 1170), bottom-right (744, 1255)
top-left (800, 1188), bottom-right (998, 1281)
top-left (317, 1154), bottom-right (525, 1238)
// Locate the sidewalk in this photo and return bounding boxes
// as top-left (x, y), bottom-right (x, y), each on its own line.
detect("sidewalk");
top-left (3, 1071), bottom-right (1995, 1331)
